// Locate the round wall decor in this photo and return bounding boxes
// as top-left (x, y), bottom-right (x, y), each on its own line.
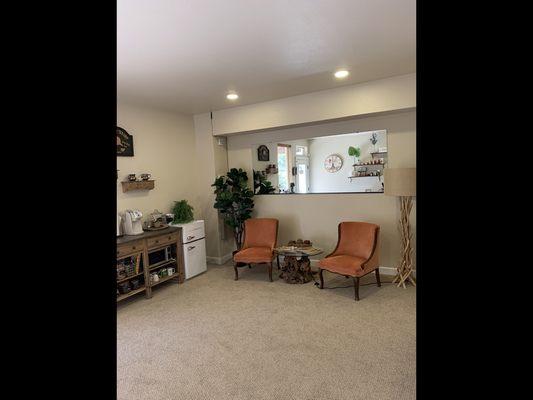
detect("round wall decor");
top-left (324, 154), bottom-right (343, 173)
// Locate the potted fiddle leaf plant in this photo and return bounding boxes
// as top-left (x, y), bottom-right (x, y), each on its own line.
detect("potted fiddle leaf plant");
top-left (348, 146), bottom-right (361, 165)
top-left (212, 168), bottom-right (255, 250)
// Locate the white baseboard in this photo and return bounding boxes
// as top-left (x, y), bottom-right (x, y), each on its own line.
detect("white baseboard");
top-left (378, 266), bottom-right (398, 276)
top-left (207, 254), bottom-right (416, 277)
top-left (306, 258), bottom-right (414, 277)
top-left (206, 253), bottom-right (233, 265)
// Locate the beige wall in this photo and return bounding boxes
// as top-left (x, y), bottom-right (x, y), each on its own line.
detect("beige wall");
top-left (212, 73), bottom-right (415, 135)
top-left (117, 103), bottom-right (197, 221)
top-left (226, 110), bottom-right (416, 269)
top-left (191, 114), bottom-right (235, 260)
top-left (308, 131), bottom-right (386, 193)
top-left (117, 77), bottom-right (416, 267)
top-left (115, 104), bottom-right (233, 260)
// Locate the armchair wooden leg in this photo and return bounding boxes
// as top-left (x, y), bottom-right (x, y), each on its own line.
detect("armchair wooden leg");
top-left (375, 269), bottom-right (381, 287)
top-left (234, 263), bottom-right (239, 281)
top-left (319, 268), bottom-right (324, 289)
top-left (277, 255), bottom-right (280, 270)
top-left (353, 277), bottom-right (360, 301)
top-left (268, 262), bottom-right (273, 282)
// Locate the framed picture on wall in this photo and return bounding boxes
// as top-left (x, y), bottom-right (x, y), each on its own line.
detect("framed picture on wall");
top-left (117, 127), bottom-right (134, 157)
top-left (257, 145), bottom-right (269, 161)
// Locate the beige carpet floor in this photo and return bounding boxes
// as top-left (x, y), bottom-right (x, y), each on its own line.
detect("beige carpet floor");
top-left (117, 263), bottom-right (416, 400)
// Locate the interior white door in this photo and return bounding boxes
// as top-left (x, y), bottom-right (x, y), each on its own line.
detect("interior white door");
top-left (295, 156), bottom-right (310, 193)
top-left (183, 239), bottom-right (207, 279)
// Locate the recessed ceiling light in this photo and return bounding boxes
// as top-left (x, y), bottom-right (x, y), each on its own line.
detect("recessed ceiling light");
top-left (334, 70), bottom-right (349, 79)
top-left (226, 93), bottom-right (239, 100)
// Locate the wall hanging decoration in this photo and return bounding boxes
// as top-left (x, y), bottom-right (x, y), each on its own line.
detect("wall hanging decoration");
top-left (370, 133), bottom-right (378, 152)
top-left (257, 145), bottom-right (270, 161)
top-left (324, 154), bottom-right (343, 173)
top-left (117, 126), bottom-right (134, 157)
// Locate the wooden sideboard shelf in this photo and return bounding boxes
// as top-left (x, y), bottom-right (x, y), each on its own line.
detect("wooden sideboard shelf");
top-left (121, 180), bottom-right (155, 193)
top-left (116, 227), bottom-right (184, 303)
top-left (352, 163), bottom-right (385, 167)
top-left (348, 175), bottom-right (382, 180)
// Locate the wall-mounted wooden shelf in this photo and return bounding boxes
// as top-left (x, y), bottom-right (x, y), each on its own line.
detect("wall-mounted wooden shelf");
top-left (121, 180), bottom-right (155, 193)
top-left (353, 163), bottom-right (385, 167)
top-left (348, 175), bottom-right (381, 181)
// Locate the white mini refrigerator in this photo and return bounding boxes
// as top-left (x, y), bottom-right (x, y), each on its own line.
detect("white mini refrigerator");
top-left (170, 220), bottom-right (207, 279)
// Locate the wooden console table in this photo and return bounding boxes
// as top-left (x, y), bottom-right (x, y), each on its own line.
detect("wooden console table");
top-left (116, 227), bottom-right (184, 302)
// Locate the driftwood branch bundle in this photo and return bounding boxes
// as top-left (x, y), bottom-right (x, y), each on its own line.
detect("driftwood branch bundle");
top-left (392, 196), bottom-right (416, 288)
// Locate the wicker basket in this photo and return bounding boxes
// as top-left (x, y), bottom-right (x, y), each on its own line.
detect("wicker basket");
top-left (124, 263), bottom-right (136, 276)
top-left (118, 282), bottom-right (131, 294)
top-left (117, 264), bottom-right (127, 280)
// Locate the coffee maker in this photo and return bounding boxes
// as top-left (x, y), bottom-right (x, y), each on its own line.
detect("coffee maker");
top-left (121, 210), bottom-right (143, 235)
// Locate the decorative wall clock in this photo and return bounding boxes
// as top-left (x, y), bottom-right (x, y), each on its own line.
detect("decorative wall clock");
top-left (324, 154), bottom-right (343, 173)
top-left (117, 127), bottom-right (134, 157)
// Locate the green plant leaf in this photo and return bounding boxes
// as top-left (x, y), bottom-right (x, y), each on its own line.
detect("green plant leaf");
top-left (348, 146), bottom-right (361, 157)
top-left (172, 200), bottom-right (194, 223)
top-left (212, 169), bottom-right (255, 248)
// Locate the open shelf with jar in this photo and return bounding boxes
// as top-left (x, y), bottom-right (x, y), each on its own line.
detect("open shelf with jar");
top-left (116, 227), bottom-right (184, 303)
top-left (349, 151), bottom-right (387, 181)
top-left (116, 251), bottom-right (147, 302)
top-left (146, 245), bottom-right (179, 289)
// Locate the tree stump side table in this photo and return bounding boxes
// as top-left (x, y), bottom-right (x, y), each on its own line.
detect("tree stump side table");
top-left (274, 247), bottom-right (323, 284)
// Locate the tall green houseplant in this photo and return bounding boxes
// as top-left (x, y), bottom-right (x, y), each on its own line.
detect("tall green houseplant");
top-left (212, 168), bottom-right (255, 250)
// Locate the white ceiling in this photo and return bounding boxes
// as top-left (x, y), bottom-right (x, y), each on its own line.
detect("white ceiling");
top-left (117, 0), bottom-right (416, 115)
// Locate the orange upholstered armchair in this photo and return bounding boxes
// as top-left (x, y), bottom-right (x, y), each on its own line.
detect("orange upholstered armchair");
top-left (318, 222), bottom-right (380, 301)
top-left (233, 218), bottom-right (279, 282)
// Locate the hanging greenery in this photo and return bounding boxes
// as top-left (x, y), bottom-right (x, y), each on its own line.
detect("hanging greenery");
top-left (212, 168), bottom-right (255, 250)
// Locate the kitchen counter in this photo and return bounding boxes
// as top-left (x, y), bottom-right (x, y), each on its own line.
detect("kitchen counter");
top-left (117, 226), bottom-right (180, 245)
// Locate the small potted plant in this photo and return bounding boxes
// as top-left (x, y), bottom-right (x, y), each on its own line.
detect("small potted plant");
top-left (171, 200), bottom-right (194, 224)
top-left (370, 133), bottom-right (378, 152)
top-left (348, 146), bottom-right (361, 165)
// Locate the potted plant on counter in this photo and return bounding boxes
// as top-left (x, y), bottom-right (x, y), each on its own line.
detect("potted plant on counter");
top-left (171, 200), bottom-right (194, 224)
top-left (253, 170), bottom-right (276, 194)
top-left (212, 168), bottom-right (254, 250)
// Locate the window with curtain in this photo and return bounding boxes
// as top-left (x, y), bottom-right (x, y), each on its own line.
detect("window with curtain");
top-left (277, 144), bottom-right (291, 192)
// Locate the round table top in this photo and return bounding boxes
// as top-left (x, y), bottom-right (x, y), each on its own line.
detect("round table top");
top-left (274, 246), bottom-right (323, 256)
